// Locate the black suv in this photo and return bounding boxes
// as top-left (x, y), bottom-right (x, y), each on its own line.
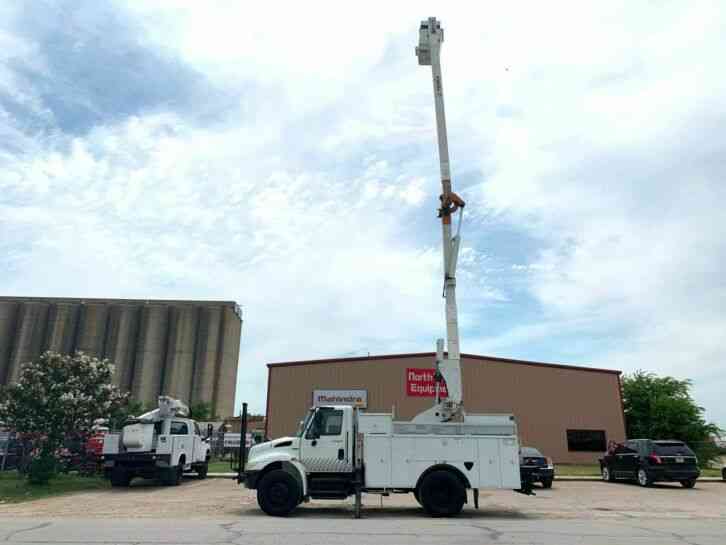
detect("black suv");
top-left (520, 446), bottom-right (555, 488)
top-left (600, 439), bottom-right (699, 488)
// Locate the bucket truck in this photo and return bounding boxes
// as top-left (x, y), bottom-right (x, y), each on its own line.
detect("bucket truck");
top-left (102, 396), bottom-right (211, 486)
top-left (239, 17), bottom-right (527, 518)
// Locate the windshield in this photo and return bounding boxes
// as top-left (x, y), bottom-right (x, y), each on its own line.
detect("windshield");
top-left (297, 409), bottom-right (315, 437)
top-left (521, 447), bottom-right (543, 457)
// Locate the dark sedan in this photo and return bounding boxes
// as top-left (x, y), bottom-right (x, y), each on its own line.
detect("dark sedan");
top-left (520, 446), bottom-right (555, 488)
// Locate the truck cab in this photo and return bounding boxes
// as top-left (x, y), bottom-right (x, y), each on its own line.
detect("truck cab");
top-left (244, 406), bottom-right (355, 503)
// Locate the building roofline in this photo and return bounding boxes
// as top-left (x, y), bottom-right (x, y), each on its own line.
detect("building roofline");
top-left (267, 352), bottom-right (621, 375)
top-left (0, 295), bottom-right (240, 308)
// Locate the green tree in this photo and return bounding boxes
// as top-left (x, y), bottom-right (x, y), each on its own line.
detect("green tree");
top-left (622, 371), bottom-right (722, 466)
top-left (189, 401), bottom-right (218, 421)
top-left (107, 398), bottom-right (145, 430)
top-left (0, 351), bottom-right (129, 483)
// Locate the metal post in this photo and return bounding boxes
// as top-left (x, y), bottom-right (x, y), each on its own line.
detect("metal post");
top-left (236, 403), bottom-right (248, 484)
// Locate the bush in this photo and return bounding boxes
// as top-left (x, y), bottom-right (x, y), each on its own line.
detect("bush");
top-left (28, 449), bottom-right (56, 485)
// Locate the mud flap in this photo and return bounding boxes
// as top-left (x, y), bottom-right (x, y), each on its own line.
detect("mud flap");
top-left (515, 473), bottom-right (536, 496)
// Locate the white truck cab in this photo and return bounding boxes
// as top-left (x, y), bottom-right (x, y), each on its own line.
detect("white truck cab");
top-left (102, 396), bottom-right (210, 486)
top-left (242, 405), bottom-right (524, 517)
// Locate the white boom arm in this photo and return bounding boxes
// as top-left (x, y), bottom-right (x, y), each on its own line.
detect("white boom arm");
top-left (137, 396), bottom-right (189, 421)
top-left (413, 17), bottom-right (465, 423)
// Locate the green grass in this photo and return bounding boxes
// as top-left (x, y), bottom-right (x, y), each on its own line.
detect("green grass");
top-left (0, 471), bottom-right (109, 504)
top-left (208, 460), bottom-right (237, 473)
top-left (556, 464), bottom-right (602, 476)
top-left (556, 464), bottom-right (723, 478)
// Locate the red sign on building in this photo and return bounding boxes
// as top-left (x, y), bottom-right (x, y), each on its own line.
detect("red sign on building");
top-left (406, 368), bottom-right (448, 397)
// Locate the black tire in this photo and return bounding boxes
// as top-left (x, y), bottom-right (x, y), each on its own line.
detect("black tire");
top-left (197, 461), bottom-right (208, 479)
top-left (162, 464), bottom-right (182, 486)
top-left (257, 469), bottom-right (301, 517)
top-left (413, 488), bottom-right (423, 507)
top-left (418, 470), bottom-right (466, 517)
top-left (541, 478), bottom-right (553, 489)
top-left (110, 469), bottom-right (132, 487)
top-left (636, 468), bottom-right (652, 487)
top-left (601, 465), bottom-right (615, 482)
top-left (680, 479), bottom-right (696, 489)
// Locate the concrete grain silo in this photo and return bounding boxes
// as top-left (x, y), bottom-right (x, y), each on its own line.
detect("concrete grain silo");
top-left (0, 297), bottom-right (243, 418)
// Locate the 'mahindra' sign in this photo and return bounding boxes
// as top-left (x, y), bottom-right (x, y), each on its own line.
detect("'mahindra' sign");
top-left (313, 389), bottom-right (368, 408)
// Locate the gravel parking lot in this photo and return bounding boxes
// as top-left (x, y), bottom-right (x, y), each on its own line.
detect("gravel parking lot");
top-left (1, 478), bottom-right (724, 520)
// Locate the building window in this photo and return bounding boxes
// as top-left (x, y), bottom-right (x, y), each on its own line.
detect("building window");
top-left (567, 429), bottom-right (606, 452)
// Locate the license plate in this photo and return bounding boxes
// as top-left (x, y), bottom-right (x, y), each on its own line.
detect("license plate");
top-left (676, 456), bottom-right (684, 463)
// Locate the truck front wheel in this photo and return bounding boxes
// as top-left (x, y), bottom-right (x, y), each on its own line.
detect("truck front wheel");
top-left (257, 469), bottom-right (301, 517)
top-left (418, 470), bottom-right (466, 517)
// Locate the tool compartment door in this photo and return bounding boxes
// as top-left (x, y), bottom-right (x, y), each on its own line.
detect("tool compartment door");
top-left (362, 435), bottom-right (391, 488)
top-left (391, 435), bottom-right (476, 488)
top-left (478, 437), bottom-right (520, 489)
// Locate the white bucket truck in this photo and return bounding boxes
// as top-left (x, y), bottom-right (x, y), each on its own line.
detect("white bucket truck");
top-left (239, 18), bottom-right (529, 517)
top-left (102, 396), bottom-right (210, 486)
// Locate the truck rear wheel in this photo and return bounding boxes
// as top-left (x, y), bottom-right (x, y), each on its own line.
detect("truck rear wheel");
top-left (257, 469), bottom-right (301, 517)
top-left (197, 461), bottom-right (208, 479)
top-left (110, 469), bottom-right (131, 487)
top-left (419, 470), bottom-right (466, 517)
top-left (413, 489), bottom-right (423, 507)
top-left (162, 465), bottom-right (182, 486)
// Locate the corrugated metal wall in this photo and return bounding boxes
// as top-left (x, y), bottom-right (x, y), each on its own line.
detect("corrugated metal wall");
top-left (0, 297), bottom-right (242, 418)
top-left (266, 354), bottom-right (625, 464)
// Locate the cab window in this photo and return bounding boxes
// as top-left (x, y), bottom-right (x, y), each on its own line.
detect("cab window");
top-left (170, 421), bottom-right (189, 435)
top-left (306, 408), bottom-right (343, 438)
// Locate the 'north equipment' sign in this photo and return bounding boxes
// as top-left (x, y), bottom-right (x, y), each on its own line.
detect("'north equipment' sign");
top-left (406, 368), bottom-right (448, 397)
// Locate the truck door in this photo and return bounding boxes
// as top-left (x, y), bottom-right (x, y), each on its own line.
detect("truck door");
top-left (300, 407), bottom-right (353, 473)
top-left (169, 420), bottom-right (191, 467)
top-left (192, 421), bottom-right (206, 463)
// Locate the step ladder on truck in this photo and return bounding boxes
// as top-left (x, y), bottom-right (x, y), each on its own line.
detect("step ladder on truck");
top-left (237, 17), bottom-right (532, 518)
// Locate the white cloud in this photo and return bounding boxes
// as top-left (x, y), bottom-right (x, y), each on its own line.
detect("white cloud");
top-left (2, 1), bottom-right (725, 427)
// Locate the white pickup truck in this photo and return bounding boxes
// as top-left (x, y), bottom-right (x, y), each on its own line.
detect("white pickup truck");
top-left (241, 405), bottom-right (525, 517)
top-left (102, 396), bottom-right (210, 486)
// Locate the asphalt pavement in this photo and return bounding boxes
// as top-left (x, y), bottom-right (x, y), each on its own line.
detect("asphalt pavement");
top-left (2, 516), bottom-right (726, 545)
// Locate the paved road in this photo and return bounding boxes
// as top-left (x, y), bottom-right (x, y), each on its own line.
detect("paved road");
top-left (2, 481), bottom-right (725, 544)
top-left (2, 516), bottom-right (725, 545)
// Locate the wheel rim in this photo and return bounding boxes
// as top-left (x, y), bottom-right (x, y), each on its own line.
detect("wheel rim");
top-left (602, 467), bottom-right (609, 481)
top-left (269, 482), bottom-right (290, 508)
top-left (638, 470), bottom-right (647, 485)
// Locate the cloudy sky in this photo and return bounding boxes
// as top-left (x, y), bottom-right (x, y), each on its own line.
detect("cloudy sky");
top-left (1, 1), bottom-right (724, 425)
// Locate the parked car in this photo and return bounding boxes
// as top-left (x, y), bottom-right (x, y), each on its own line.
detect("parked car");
top-left (520, 446), bottom-right (555, 488)
top-left (600, 439), bottom-right (699, 488)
